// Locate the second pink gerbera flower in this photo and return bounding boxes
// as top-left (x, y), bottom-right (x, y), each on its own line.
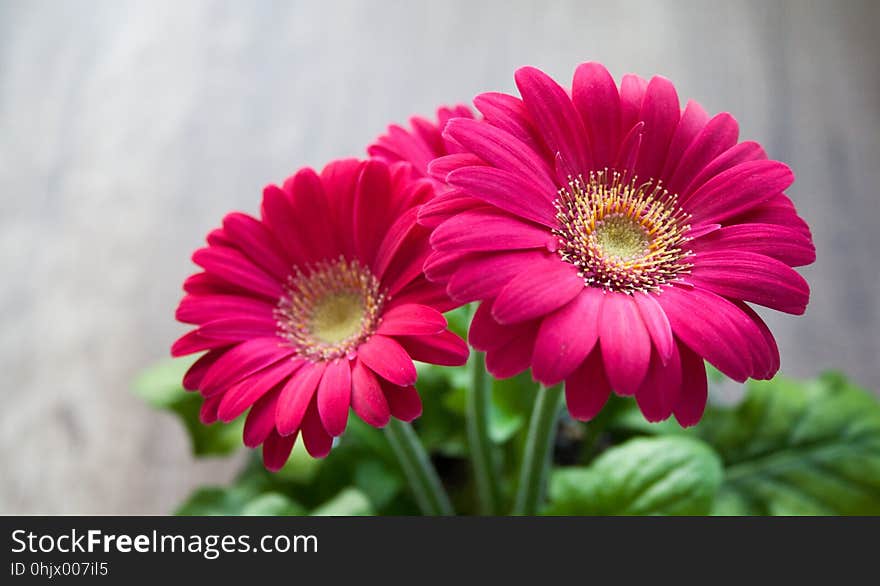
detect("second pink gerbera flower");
top-left (425, 62), bottom-right (815, 426)
top-left (173, 159), bottom-right (468, 470)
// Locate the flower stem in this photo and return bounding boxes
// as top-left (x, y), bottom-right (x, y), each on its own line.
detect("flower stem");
top-left (466, 351), bottom-right (502, 515)
top-left (385, 419), bottom-right (454, 516)
top-left (512, 383), bottom-right (564, 515)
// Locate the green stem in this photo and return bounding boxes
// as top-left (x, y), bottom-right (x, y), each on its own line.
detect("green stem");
top-left (466, 351), bottom-right (502, 515)
top-left (512, 384), bottom-right (564, 515)
top-left (385, 419), bottom-right (454, 516)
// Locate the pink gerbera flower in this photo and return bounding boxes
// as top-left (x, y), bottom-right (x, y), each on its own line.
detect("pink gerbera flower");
top-left (172, 158), bottom-right (468, 470)
top-left (425, 62), bottom-right (814, 426)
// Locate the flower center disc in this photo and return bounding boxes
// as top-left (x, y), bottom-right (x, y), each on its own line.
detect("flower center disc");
top-left (553, 170), bottom-right (692, 293)
top-left (275, 257), bottom-right (385, 360)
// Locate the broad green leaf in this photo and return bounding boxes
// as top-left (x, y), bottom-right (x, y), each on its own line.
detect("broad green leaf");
top-left (133, 358), bottom-right (243, 456)
top-left (696, 372), bottom-right (880, 515)
top-left (311, 488), bottom-right (374, 516)
top-left (175, 486), bottom-right (305, 516)
top-left (545, 436), bottom-right (723, 515)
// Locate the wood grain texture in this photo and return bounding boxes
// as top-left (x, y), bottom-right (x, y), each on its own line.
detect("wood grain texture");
top-left (0, 0), bottom-right (877, 513)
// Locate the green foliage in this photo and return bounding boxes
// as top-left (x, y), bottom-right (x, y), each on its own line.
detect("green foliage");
top-left (132, 357), bottom-right (243, 456)
top-left (545, 436), bottom-right (723, 515)
top-left (696, 372), bottom-right (880, 515)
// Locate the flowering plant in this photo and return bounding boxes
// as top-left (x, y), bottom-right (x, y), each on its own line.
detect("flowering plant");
top-left (135, 63), bottom-right (880, 516)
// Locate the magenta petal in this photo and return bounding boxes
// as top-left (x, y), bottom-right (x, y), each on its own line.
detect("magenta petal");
top-left (276, 361), bottom-right (326, 436)
top-left (200, 338), bottom-right (292, 396)
top-left (380, 380), bottom-right (423, 422)
top-left (182, 350), bottom-right (225, 390)
top-left (690, 250), bottom-right (809, 314)
top-left (424, 250), bottom-right (468, 283)
top-left (197, 315), bottom-right (278, 341)
top-left (689, 222), bottom-right (816, 267)
top-left (262, 429), bottom-right (296, 472)
top-left (532, 287), bottom-right (603, 385)
top-left (260, 184), bottom-right (309, 267)
top-left (599, 292), bottom-right (651, 396)
top-left (735, 302), bottom-right (780, 380)
top-left (427, 153), bottom-right (486, 183)
top-left (633, 292), bottom-right (674, 364)
top-left (686, 160), bottom-right (794, 226)
top-left (634, 76), bottom-right (680, 181)
top-left (171, 330), bottom-right (229, 357)
top-left (682, 141), bottom-right (768, 197)
top-left (192, 246), bottom-right (282, 300)
top-left (473, 91), bottom-right (547, 156)
top-left (301, 402), bottom-right (333, 458)
top-left (444, 117), bottom-right (556, 193)
top-left (222, 212), bottom-right (291, 281)
top-left (666, 112), bottom-right (739, 196)
top-left (243, 388), bottom-right (281, 448)
top-left (377, 303), bottom-right (447, 336)
top-left (176, 294), bottom-right (274, 326)
top-left (469, 300), bottom-right (517, 351)
top-left (635, 346), bottom-right (682, 422)
top-left (430, 209), bottom-right (552, 253)
top-left (357, 335), bottom-right (417, 386)
top-left (350, 359), bottom-right (391, 427)
top-left (564, 350), bottom-right (612, 422)
top-left (485, 327), bottom-right (537, 379)
top-left (199, 393), bottom-right (222, 424)
top-left (447, 166), bottom-right (557, 226)
top-left (659, 100), bottom-right (710, 181)
top-left (674, 342), bottom-right (708, 427)
top-left (515, 66), bottom-right (592, 174)
top-left (317, 358), bottom-right (352, 437)
top-left (447, 250), bottom-right (548, 303)
top-left (397, 330), bottom-right (469, 366)
top-left (572, 62), bottom-right (622, 170)
top-left (492, 259), bottom-right (583, 324)
top-left (619, 74), bottom-right (648, 131)
top-left (373, 207), bottom-right (419, 278)
top-left (655, 286), bottom-right (752, 382)
top-left (417, 191), bottom-right (481, 228)
top-left (217, 358), bottom-right (301, 422)
top-left (354, 159), bottom-right (393, 263)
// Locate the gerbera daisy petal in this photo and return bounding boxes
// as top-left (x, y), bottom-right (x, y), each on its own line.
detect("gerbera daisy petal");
top-left (357, 335), bottom-right (417, 386)
top-left (473, 92), bottom-right (547, 156)
top-left (316, 358), bottom-right (352, 437)
top-left (199, 337), bottom-right (293, 396)
top-left (685, 160), bottom-right (794, 226)
top-left (599, 292), bottom-right (652, 396)
top-left (659, 100), bottom-right (711, 181)
top-left (515, 66), bottom-right (592, 175)
top-left (243, 388), bottom-right (281, 448)
top-left (182, 350), bottom-right (225, 391)
top-left (690, 222), bottom-right (816, 267)
top-left (564, 349), bottom-right (613, 421)
top-left (262, 429), bottom-right (296, 472)
top-left (350, 359), bottom-right (391, 427)
top-left (301, 401), bottom-right (333, 458)
top-left (492, 260), bottom-right (583, 324)
top-left (619, 73), bottom-right (648, 130)
top-left (377, 303), bottom-right (447, 336)
top-left (429, 209), bottom-right (552, 253)
top-left (689, 250), bottom-right (810, 314)
top-left (673, 341), bottom-right (709, 427)
top-left (572, 61), bottom-right (622, 170)
top-left (447, 166), bottom-right (557, 226)
top-left (634, 76), bottom-right (680, 180)
top-left (667, 113), bottom-right (739, 195)
top-left (217, 358), bottom-right (301, 423)
top-left (447, 250), bottom-right (548, 303)
top-left (197, 315), bottom-right (278, 342)
top-left (354, 159), bottom-right (394, 263)
top-left (176, 293), bottom-right (274, 325)
top-left (444, 118), bottom-right (556, 193)
top-left (633, 291), bottom-right (675, 364)
top-left (635, 345), bottom-right (682, 422)
top-left (192, 247), bottom-right (283, 300)
top-left (276, 361), bottom-right (327, 437)
top-left (396, 330), bottom-right (469, 367)
top-left (485, 328), bottom-right (537, 379)
top-left (532, 287), bottom-right (603, 385)
top-left (221, 212), bottom-right (291, 281)
top-left (380, 380), bottom-right (423, 422)
top-left (681, 140), bottom-right (768, 197)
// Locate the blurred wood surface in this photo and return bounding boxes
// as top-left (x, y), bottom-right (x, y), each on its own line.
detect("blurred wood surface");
top-left (1, 0), bottom-right (878, 513)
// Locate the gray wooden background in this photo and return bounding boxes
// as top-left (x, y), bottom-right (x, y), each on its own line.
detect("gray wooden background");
top-left (1, 0), bottom-right (878, 514)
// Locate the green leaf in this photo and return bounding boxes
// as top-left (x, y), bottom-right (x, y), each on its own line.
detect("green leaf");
top-left (175, 486), bottom-right (305, 516)
top-left (545, 436), bottom-right (723, 515)
top-left (311, 488), bottom-right (374, 516)
top-left (696, 372), bottom-right (880, 515)
top-left (133, 358), bottom-right (243, 456)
